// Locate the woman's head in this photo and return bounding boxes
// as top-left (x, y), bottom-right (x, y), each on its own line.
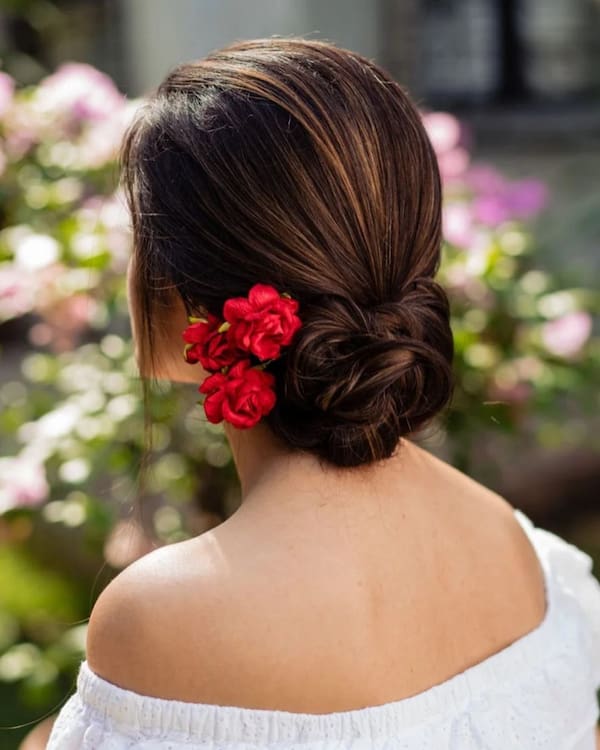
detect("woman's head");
top-left (122, 37), bottom-right (454, 468)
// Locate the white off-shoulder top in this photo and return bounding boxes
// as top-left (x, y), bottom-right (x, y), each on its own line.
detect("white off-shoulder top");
top-left (47, 508), bottom-right (600, 750)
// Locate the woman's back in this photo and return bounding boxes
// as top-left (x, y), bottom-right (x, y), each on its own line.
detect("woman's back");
top-left (48, 439), bottom-right (600, 748)
top-left (85, 439), bottom-right (549, 712)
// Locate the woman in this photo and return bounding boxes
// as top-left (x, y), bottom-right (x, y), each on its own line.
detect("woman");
top-left (46, 38), bottom-right (600, 749)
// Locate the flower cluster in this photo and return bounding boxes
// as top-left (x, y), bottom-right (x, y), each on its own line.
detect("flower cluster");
top-left (182, 284), bottom-right (302, 429)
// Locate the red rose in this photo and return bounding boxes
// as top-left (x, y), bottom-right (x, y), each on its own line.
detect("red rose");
top-left (182, 314), bottom-right (237, 371)
top-left (199, 359), bottom-right (277, 429)
top-left (223, 284), bottom-right (302, 361)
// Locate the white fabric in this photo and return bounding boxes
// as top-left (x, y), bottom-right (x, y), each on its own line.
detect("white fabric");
top-left (47, 508), bottom-right (600, 749)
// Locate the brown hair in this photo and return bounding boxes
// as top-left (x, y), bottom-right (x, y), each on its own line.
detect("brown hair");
top-left (120, 37), bottom-right (454, 468)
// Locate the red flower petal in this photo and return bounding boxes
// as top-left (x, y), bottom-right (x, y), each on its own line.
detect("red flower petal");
top-left (247, 283), bottom-right (281, 307)
top-left (198, 370), bottom-right (228, 395)
top-left (223, 297), bottom-right (252, 322)
top-left (198, 360), bottom-right (276, 428)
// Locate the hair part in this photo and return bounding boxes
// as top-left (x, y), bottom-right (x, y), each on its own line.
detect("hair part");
top-left (120, 37), bottom-right (454, 469)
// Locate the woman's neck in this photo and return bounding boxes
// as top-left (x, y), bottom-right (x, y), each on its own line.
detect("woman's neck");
top-left (223, 424), bottom-right (422, 522)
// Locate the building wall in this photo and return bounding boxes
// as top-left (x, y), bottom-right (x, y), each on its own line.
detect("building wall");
top-left (421, 0), bottom-right (499, 101)
top-left (521, 0), bottom-right (600, 97)
top-left (120, 0), bottom-right (600, 103)
top-left (121, 0), bottom-right (381, 95)
top-left (420, 0), bottom-right (600, 103)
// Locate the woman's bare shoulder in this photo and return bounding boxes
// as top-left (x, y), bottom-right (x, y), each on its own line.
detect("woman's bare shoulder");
top-left (86, 529), bottom-right (238, 700)
top-left (85, 447), bottom-right (547, 709)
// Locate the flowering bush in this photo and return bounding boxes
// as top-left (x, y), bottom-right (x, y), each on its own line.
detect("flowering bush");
top-left (0, 65), bottom-right (231, 733)
top-left (422, 111), bottom-right (598, 475)
top-left (0, 67), bottom-right (597, 737)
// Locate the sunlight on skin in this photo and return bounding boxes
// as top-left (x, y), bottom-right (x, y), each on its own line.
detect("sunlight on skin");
top-left (17, 715), bottom-right (55, 750)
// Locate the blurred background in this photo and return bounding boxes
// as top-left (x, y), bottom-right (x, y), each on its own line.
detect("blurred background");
top-left (0, 1), bottom-right (599, 747)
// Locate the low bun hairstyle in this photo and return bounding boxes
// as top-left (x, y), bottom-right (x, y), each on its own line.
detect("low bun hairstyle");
top-left (121, 37), bottom-right (454, 468)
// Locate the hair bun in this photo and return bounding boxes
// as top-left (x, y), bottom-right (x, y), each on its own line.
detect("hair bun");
top-left (268, 279), bottom-right (454, 467)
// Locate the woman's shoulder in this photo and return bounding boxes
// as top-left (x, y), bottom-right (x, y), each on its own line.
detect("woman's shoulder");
top-left (85, 463), bottom-right (600, 711)
top-left (86, 528), bottom-right (237, 699)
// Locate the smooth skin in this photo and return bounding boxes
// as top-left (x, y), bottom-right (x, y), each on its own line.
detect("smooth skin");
top-left (87, 429), bottom-right (550, 711)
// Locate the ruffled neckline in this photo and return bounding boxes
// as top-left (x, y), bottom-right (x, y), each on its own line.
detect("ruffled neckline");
top-left (75, 508), bottom-right (562, 743)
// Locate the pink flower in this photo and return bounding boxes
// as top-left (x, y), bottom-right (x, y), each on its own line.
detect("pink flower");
top-left (0, 72), bottom-right (15, 119)
top-left (422, 112), bottom-right (461, 154)
top-left (75, 100), bottom-right (140, 168)
top-left (465, 165), bottom-right (507, 194)
top-left (466, 166), bottom-right (548, 227)
top-left (0, 456), bottom-right (49, 514)
top-left (442, 203), bottom-right (475, 248)
top-left (36, 63), bottom-right (126, 124)
top-left (488, 380), bottom-right (532, 405)
top-left (437, 147), bottom-right (470, 182)
top-left (472, 195), bottom-right (513, 227)
top-left (422, 112), bottom-right (470, 182)
top-left (508, 180), bottom-right (549, 220)
top-left (0, 267), bottom-right (37, 321)
top-left (541, 312), bottom-right (593, 358)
